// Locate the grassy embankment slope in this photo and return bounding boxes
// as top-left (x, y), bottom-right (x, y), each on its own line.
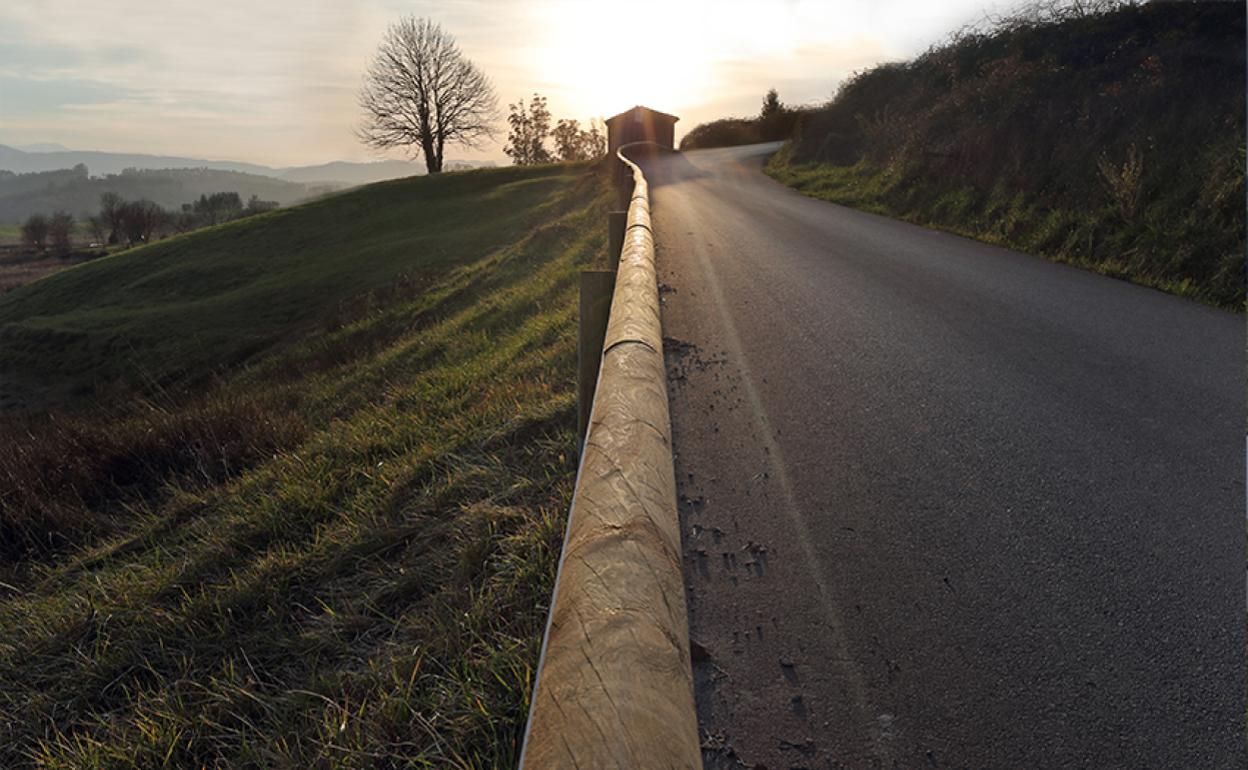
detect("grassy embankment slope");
top-left (767, 1), bottom-right (1245, 308)
top-left (0, 162), bottom-right (611, 766)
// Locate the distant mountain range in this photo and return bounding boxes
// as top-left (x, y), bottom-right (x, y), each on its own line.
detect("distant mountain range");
top-left (0, 144), bottom-right (499, 223)
top-left (0, 144), bottom-right (498, 187)
top-left (14, 143), bottom-right (71, 153)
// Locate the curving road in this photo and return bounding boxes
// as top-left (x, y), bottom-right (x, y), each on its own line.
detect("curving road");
top-left (648, 143), bottom-right (1244, 769)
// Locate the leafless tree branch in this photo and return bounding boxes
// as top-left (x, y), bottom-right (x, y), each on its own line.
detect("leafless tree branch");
top-left (356, 17), bottom-right (498, 173)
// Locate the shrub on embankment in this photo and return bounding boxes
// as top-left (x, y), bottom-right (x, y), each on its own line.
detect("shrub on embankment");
top-left (0, 161), bottom-right (612, 766)
top-left (767, 0), bottom-right (1245, 308)
top-left (680, 89), bottom-right (812, 150)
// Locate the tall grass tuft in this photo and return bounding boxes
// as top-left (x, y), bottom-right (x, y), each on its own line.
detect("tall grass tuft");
top-left (0, 394), bottom-right (305, 561)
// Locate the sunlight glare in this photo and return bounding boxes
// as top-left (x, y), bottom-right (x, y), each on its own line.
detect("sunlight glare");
top-left (533, 0), bottom-right (772, 119)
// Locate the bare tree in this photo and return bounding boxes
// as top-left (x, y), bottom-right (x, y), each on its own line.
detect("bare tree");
top-left (100, 192), bottom-right (125, 244)
top-left (358, 17), bottom-right (498, 174)
top-left (21, 213), bottom-right (49, 252)
top-left (87, 214), bottom-right (106, 245)
top-left (120, 200), bottom-right (163, 246)
top-left (48, 211), bottom-right (74, 253)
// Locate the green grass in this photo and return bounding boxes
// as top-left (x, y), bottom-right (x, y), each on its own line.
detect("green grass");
top-left (766, 149), bottom-right (1241, 304)
top-left (0, 165), bottom-right (587, 408)
top-left (0, 161), bottom-right (612, 767)
top-left (0, 221), bottom-right (97, 247)
top-left (767, 1), bottom-right (1245, 309)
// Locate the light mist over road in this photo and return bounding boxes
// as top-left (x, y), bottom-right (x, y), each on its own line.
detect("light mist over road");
top-left (649, 144), bottom-right (1244, 768)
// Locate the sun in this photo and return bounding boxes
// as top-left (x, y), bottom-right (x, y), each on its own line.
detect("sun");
top-left (531, 0), bottom-right (719, 119)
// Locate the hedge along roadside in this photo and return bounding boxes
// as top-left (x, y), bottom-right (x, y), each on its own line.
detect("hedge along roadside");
top-left (518, 146), bottom-right (701, 769)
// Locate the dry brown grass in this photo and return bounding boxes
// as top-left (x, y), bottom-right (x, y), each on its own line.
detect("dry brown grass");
top-left (0, 251), bottom-right (94, 294)
top-left (0, 393), bottom-right (306, 561)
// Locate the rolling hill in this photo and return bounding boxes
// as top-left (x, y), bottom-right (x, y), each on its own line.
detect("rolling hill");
top-left (0, 143), bottom-right (276, 177)
top-left (0, 160), bottom-right (610, 766)
top-left (272, 158), bottom-right (426, 185)
top-left (0, 143), bottom-right (497, 187)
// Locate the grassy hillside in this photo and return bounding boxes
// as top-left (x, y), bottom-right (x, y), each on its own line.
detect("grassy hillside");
top-left (0, 165), bottom-right (587, 410)
top-left (0, 161), bottom-right (610, 766)
top-left (767, 0), bottom-right (1245, 308)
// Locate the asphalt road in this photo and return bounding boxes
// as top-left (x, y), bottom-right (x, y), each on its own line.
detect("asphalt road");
top-left (648, 144), bottom-right (1244, 769)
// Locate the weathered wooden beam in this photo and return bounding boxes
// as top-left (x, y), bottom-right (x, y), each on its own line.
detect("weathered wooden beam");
top-left (522, 146), bottom-right (700, 770)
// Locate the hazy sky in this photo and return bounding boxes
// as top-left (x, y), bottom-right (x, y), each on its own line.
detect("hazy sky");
top-left (0, 0), bottom-right (1007, 167)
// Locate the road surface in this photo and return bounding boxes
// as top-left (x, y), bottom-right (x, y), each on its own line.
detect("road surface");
top-left (648, 144), bottom-right (1244, 769)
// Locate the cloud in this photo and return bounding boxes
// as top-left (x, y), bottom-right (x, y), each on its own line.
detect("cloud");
top-left (0, 0), bottom-right (1003, 165)
top-left (0, 76), bottom-right (146, 111)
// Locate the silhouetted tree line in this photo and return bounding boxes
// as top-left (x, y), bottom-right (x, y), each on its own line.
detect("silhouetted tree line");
top-left (20, 211), bottom-right (72, 253)
top-left (504, 94), bottom-right (606, 165)
top-left (679, 89), bottom-right (808, 151)
top-left (183, 191), bottom-right (277, 227)
top-left (21, 191), bottom-right (278, 254)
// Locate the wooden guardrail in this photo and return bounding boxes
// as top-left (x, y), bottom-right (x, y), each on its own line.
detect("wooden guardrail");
top-left (518, 147), bottom-right (701, 769)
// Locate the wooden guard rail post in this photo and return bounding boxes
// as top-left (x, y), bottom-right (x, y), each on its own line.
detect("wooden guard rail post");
top-left (577, 270), bottom-right (614, 445)
top-left (608, 210), bottom-right (627, 272)
top-left (577, 210), bottom-right (630, 443)
top-left (519, 146), bottom-right (701, 769)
